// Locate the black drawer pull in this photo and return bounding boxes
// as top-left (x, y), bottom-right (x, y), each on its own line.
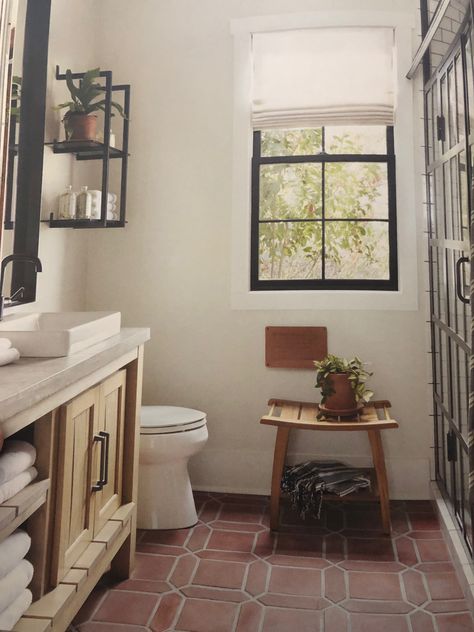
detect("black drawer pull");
top-left (92, 433), bottom-right (106, 491)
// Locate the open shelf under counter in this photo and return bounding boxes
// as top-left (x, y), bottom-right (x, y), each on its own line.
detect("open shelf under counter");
top-left (0, 479), bottom-right (50, 542)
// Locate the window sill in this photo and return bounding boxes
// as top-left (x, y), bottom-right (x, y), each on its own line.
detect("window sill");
top-left (231, 287), bottom-right (418, 311)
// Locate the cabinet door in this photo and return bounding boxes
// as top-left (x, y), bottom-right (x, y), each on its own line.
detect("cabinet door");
top-left (51, 386), bottom-right (100, 584)
top-left (93, 370), bottom-right (126, 534)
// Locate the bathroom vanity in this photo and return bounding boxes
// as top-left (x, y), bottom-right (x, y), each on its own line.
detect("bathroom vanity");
top-left (0, 327), bottom-right (149, 632)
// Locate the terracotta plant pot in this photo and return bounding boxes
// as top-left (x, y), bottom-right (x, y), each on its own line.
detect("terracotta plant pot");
top-left (64, 113), bottom-right (97, 141)
top-left (324, 373), bottom-right (357, 411)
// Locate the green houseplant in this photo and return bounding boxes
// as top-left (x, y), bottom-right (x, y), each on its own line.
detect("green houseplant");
top-left (314, 354), bottom-right (373, 413)
top-left (55, 68), bottom-right (126, 141)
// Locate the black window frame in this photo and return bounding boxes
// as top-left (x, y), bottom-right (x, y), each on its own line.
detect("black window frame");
top-left (250, 126), bottom-right (398, 291)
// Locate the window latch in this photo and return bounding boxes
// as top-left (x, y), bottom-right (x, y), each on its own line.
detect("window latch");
top-left (436, 115), bottom-right (445, 142)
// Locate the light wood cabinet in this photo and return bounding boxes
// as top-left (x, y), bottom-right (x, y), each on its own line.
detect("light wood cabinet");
top-left (51, 370), bottom-right (127, 585)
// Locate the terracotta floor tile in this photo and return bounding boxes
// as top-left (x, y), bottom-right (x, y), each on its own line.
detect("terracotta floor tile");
top-left (181, 586), bottom-right (247, 602)
top-left (269, 565), bottom-right (321, 596)
top-left (193, 558), bottom-right (246, 589)
top-left (416, 539), bottom-right (450, 562)
top-left (395, 536), bottom-right (418, 566)
top-left (410, 610), bottom-right (436, 632)
top-left (112, 578), bottom-right (171, 593)
top-left (324, 607), bottom-right (349, 632)
top-left (235, 601), bottom-right (263, 632)
top-left (245, 560), bottom-right (269, 596)
top-left (206, 529), bottom-right (255, 552)
top-left (426, 572), bottom-right (465, 600)
top-left (347, 538), bottom-right (395, 561)
top-left (93, 590), bottom-right (158, 625)
top-left (350, 612), bottom-right (410, 632)
top-left (436, 613), bottom-right (474, 632)
top-left (342, 599), bottom-right (413, 614)
top-left (259, 593), bottom-right (328, 609)
top-left (277, 533), bottom-right (323, 557)
top-left (149, 593), bottom-right (183, 632)
top-left (186, 525), bottom-right (211, 551)
top-left (170, 554), bottom-right (198, 588)
top-left (209, 520), bottom-right (264, 533)
top-left (402, 569), bottom-right (428, 605)
top-left (408, 512), bottom-right (440, 531)
top-left (176, 598), bottom-right (238, 632)
top-left (348, 571), bottom-right (402, 600)
top-left (141, 529), bottom-right (190, 546)
top-left (198, 501), bottom-right (221, 523)
top-left (262, 607), bottom-right (321, 631)
top-left (77, 492), bottom-right (470, 632)
top-left (133, 553), bottom-right (175, 580)
top-left (324, 566), bottom-right (346, 603)
top-left (218, 503), bottom-right (264, 523)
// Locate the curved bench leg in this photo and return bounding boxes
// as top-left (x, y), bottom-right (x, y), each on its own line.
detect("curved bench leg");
top-left (270, 427), bottom-right (290, 531)
top-left (368, 429), bottom-right (391, 534)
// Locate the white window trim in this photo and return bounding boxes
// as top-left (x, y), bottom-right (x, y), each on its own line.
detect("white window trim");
top-left (231, 10), bottom-right (419, 311)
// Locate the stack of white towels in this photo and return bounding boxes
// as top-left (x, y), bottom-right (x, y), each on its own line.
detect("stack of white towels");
top-left (0, 440), bottom-right (37, 505)
top-left (0, 530), bottom-right (33, 630)
top-left (0, 338), bottom-right (20, 366)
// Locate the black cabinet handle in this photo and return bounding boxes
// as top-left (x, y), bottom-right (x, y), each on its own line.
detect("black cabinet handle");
top-left (92, 433), bottom-right (106, 491)
top-left (455, 256), bottom-right (470, 305)
top-left (101, 431), bottom-right (110, 487)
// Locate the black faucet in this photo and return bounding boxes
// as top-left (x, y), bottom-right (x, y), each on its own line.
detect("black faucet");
top-left (0, 254), bottom-right (42, 320)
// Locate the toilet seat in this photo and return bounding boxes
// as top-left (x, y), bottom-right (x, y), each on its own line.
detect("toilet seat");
top-left (140, 406), bottom-right (207, 435)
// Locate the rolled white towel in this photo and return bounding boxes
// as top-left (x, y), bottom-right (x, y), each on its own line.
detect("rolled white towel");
top-left (0, 467), bottom-right (37, 504)
top-left (0, 589), bottom-right (32, 630)
top-left (0, 530), bottom-right (31, 580)
top-left (0, 559), bottom-right (33, 614)
top-left (0, 441), bottom-right (36, 486)
top-left (0, 348), bottom-right (20, 366)
top-left (0, 338), bottom-right (12, 350)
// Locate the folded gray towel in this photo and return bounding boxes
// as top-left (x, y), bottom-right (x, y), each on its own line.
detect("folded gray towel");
top-left (0, 589), bottom-right (32, 630)
top-left (0, 559), bottom-right (33, 615)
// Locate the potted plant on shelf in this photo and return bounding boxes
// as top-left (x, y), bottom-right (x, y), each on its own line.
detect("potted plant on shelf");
top-left (55, 68), bottom-right (126, 141)
top-left (314, 354), bottom-right (373, 415)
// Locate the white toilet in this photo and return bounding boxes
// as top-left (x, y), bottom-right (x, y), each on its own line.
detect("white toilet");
top-left (138, 406), bottom-right (208, 530)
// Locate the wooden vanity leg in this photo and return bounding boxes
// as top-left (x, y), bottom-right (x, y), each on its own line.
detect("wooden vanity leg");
top-left (111, 346), bottom-right (144, 579)
top-left (270, 427), bottom-right (290, 531)
top-left (368, 429), bottom-right (391, 534)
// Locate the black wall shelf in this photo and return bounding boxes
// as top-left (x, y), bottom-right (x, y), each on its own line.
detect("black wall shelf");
top-left (45, 65), bottom-right (130, 229)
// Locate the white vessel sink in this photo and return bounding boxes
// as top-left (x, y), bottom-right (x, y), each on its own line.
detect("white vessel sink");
top-left (0, 311), bottom-right (121, 357)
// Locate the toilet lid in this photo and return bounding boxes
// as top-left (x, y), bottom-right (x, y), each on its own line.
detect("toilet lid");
top-left (140, 406), bottom-right (207, 434)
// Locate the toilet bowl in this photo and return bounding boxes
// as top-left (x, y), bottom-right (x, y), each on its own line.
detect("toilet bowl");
top-left (138, 406), bottom-right (208, 530)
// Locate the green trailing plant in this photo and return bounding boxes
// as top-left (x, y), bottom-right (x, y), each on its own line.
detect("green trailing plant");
top-left (314, 354), bottom-right (373, 404)
top-left (55, 68), bottom-right (126, 119)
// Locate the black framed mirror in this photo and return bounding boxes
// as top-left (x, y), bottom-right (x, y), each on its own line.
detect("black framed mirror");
top-left (0, 0), bottom-right (50, 304)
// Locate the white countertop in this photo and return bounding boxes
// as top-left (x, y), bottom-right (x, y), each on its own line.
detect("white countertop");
top-left (0, 327), bottom-right (150, 422)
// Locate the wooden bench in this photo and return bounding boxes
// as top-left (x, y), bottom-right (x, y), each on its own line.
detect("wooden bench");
top-left (260, 398), bottom-right (399, 533)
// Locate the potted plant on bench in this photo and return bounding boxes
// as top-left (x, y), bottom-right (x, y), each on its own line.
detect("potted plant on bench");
top-left (314, 354), bottom-right (373, 416)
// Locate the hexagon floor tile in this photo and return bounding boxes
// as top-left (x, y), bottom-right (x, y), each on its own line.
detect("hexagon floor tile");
top-left (68, 493), bottom-right (474, 632)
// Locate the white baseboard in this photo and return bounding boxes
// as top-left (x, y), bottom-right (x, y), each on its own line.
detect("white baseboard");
top-left (189, 448), bottom-right (431, 499)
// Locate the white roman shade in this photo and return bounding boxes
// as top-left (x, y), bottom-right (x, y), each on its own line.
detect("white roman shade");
top-left (252, 27), bottom-right (395, 129)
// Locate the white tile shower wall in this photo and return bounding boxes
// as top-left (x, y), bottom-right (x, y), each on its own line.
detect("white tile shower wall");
top-left (85, 0), bottom-right (432, 498)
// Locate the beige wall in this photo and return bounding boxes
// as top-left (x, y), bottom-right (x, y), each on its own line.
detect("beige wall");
top-left (82, 0), bottom-right (432, 497)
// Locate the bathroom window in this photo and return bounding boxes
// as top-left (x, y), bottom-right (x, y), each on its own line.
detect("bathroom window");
top-left (251, 125), bottom-right (398, 290)
top-left (249, 26), bottom-right (398, 292)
